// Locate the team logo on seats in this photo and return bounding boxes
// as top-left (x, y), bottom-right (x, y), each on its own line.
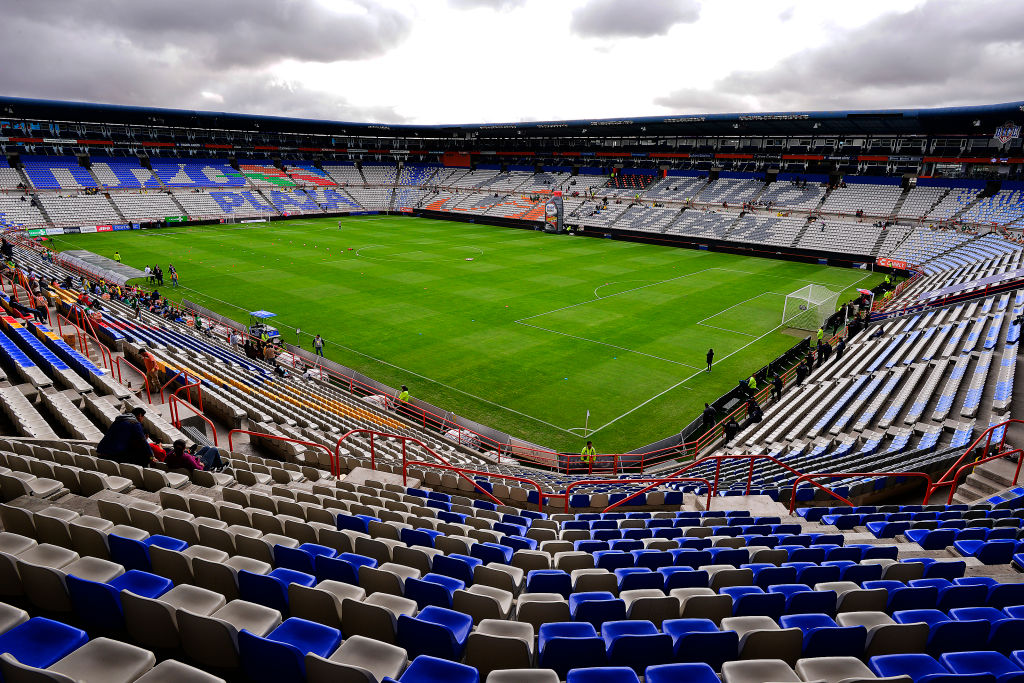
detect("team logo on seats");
top-left (994, 121), bottom-right (1021, 144)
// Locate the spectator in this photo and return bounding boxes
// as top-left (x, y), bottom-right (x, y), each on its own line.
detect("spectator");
top-left (724, 417), bottom-right (740, 444)
top-left (97, 407), bottom-right (151, 467)
top-left (164, 439), bottom-right (204, 471)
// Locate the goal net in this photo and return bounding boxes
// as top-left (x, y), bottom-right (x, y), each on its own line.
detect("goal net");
top-left (782, 284), bottom-right (839, 331)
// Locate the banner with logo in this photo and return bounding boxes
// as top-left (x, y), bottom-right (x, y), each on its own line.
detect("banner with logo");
top-left (994, 121), bottom-right (1021, 144)
top-left (26, 229), bottom-right (46, 237)
top-left (45, 228), bottom-right (64, 236)
top-left (80, 226), bottom-right (98, 233)
top-left (98, 225), bottom-right (114, 232)
top-left (877, 257), bottom-right (908, 269)
top-left (164, 215), bottom-right (188, 223)
top-left (64, 227), bottom-right (82, 234)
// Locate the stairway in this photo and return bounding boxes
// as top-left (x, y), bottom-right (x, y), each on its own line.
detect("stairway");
top-left (952, 455), bottom-right (1022, 504)
top-left (106, 194), bottom-right (128, 224)
top-left (889, 188), bottom-right (911, 217)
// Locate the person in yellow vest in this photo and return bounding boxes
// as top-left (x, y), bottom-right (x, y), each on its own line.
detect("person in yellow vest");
top-left (580, 441), bottom-right (596, 467)
top-left (747, 375), bottom-right (757, 394)
top-left (816, 327), bottom-right (824, 346)
top-left (113, 251), bottom-right (122, 264)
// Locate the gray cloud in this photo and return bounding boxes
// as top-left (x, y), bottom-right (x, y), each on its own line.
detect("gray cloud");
top-left (0, 2), bottom-right (411, 122)
top-left (657, 0), bottom-right (1024, 113)
top-left (8, 0), bottom-right (412, 68)
top-left (778, 7), bottom-right (795, 22)
top-left (571, 0), bottom-right (700, 38)
top-left (449, 0), bottom-right (526, 11)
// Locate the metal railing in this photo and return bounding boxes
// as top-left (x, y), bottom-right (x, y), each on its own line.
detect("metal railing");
top-left (787, 472), bottom-right (934, 513)
top-left (558, 477), bottom-right (714, 513)
top-left (226, 429), bottom-right (337, 476)
top-left (168, 394), bottom-right (218, 446)
top-left (402, 460), bottom-right (534, 511)
top-left (924, 419), bottom-right (1023, 504)
top-left (114, 356), bottom-right (152, 404)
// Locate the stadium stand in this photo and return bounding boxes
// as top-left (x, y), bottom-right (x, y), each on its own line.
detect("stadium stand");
top-left (3, 96), bottom-right (1024, 682)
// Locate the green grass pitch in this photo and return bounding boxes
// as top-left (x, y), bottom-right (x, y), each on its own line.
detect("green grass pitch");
top-left (51, 216), bottom-right (882, 453)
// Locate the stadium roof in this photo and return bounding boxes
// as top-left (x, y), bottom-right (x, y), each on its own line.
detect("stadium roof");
top-left (2, 96), bottom-right (1023, 139)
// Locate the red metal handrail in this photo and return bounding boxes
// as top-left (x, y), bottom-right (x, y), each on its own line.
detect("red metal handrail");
top-left (158, 370), bottom-right (191, 405)
top-left (558, 477), bottom-right (714, 513)
top-left (73, 306), bottom-right (113, 371)
top-left (114, 356), bottom-right (152, 404)
top-left (628, 453), bottom-right (851, 509)
top-left (335, 428), bottom-right (504, 508)
top-left (169, 377), bottom-right (204, 417)
top-left (925, 419), bottom-right (1024, 503)
top-left (403, 460), bottom-right (542, 511)
top-left (937, 449), bottom-right (1023, 505)
top-left (227, 429), bottom-right (337, 477)
top-left (168, 394), bottom-right (218, 446)
top-left (788, 472), bottom-right (934, 514)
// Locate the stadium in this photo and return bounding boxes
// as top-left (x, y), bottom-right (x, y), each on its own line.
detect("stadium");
top-left (1, 2), bottom-right (1024, 682)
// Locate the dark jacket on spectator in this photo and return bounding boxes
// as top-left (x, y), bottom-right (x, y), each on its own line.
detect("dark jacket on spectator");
top-left (97, 413), bottom-right (150, 466)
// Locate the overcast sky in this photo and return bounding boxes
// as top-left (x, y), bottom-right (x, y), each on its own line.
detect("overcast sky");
top-left (1, 0), bottom-right (1022, 125)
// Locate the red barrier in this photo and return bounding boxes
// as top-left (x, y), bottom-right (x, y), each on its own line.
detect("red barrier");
top-left (169, 394), bottom-right (218, 446)
top-left (227, 429), bottom-right (337, 476)
top-left (334, 428), bottom-right (502, 506)
top-left (114, 356), bottom-right (152, 404)
top-left (558, 477), bottom-right (714, 513)
top-left (402, 460), bottom-right (540, 511)
top-left (168, 377), bottom-right (204, 425)
top-left (925, 419), bottom-right (1024, 503)
top-left (943, 449), bottom-right (1024, 505)
top-left (788, 472), bottom-right (933, 514)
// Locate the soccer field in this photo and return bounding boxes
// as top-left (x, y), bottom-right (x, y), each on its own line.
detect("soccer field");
top-left (51, 216), bottom-right (883, 453)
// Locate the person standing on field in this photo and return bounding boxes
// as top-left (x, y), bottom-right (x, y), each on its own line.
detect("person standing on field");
top-left (706, 348), bottom-right (714, 372)
top-left (113, 251), bottom-right (122, 264)
top-left (313, 334), bottom-right (324, 357)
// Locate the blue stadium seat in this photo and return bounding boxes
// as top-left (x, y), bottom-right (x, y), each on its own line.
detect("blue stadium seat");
top-left (108, 533), bottom-right (187, 572)
top-left (614, 568), bottom-right (662, 591)
top-left (397, 606), bottom-right (473, 661)
top-left (66, 570), bottom-right (173, 631)
top-left (893, 609), bottom-right (990, 657)
top-left (954, 539), bottom-right (1017, 565)
top-left (0, 617), bottom-right (88, 669)
top-left (274, 543), bottom-right (336, 574)
top-left (239, 617), bottom-right (342, 683)
top-left (661, 618), bottom-right (737, 670)
top-left (394, 655), bottom-right (479, 683)
top-left (601, 620), bottom-right (673, 673)
top-left (314, 552), bottom-right (377, 585)
top-left (779, 613), bottom-right (866, 658)
top-left (720, 586), bottom-right (785, 619)
top-left (470, 542), bottom-right (513, 565)
top-left (645, 662), bottom-right (719, 683)
top-left (910, 579), bottom-right (989, 611)
top-left (405, 573), bottom-right (465, 610)
top-left (538, 622), bottom-right (606, 678)
top-left (526, 570), bottom-right (572, 598)
top-left (869, 653), bottom-right (983, 683)
top-left (432, 554), bottom-right (482, 585)
top-left (768, 584), bottom-right (837, 615)
top-left (659, 567), bottom-right (709, 590)
top-left (566, 667), bottom-right (641, 683)
top-left (864, 580), bottom-right (939, 612)
top-left (949, 607), bottom-right (1024, 655)
top-left (238, 568), bottom-right (316, 615)
top-left (939, 650), bottom-right (1024, 682)
top-left (569, 592), bottom-right (626, 628)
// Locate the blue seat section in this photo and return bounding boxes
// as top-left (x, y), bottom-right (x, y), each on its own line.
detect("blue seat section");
top-left (150, 158), bottom-right (247, 187)
top-left (238, 617), bottom-right (342, 683)
top-left (30, 322), bottom-right (105, 376)
top-left (89, 155), bottom-right (163, 188)
top-left (0, 328), bottom-right (37, 371)
top-left (539, 622), bottom-right (606, 678)
top-left (397, 606), bottom-right (473, 661)
top-left (0, 617), bottom-right (88, 669)
top-left (22, 155), bottom-right (98, 188)
top-left (67, 570), bottom-right (173, 631)
top-left (394, 655), bottom-right (480, 683)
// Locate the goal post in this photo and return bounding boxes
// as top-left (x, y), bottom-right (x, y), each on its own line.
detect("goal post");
top-left (782, 284), bottom-right (840, 331)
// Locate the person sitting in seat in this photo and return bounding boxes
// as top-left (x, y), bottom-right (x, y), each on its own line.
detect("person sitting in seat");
top-left (97, 407), bottom-right (151, 467)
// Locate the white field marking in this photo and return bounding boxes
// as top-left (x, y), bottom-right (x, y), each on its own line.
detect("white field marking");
top-left (592, 280), bottom-right (657, 298)
top-left (515, 320), bottom-right (703, 370)
top-left (515, 266), bottom-right (719, 323)
top-left (713, 267), bottom-right (876, 291)
top-left (695, 291), bottom-right (787, 326)
top-left (586, 319), bottom-right (787, 437)
top-left (698, 323), bottom-right (759, 338)
top-left (586, 268), bottom-right (878, 435)
top-left (169, 284), bottom-right (582, 436)
top-left (355, 244), bottom-right (485, 263)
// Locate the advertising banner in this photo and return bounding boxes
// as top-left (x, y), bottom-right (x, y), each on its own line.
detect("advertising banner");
top-left (876, 257), bottom-right (908, 269)
top-left (64, 227), bottom-right (82, 234)
top-left (45, 228), bottom-right (64, 236)
top-left (80, 226), bottom-right (98, 233)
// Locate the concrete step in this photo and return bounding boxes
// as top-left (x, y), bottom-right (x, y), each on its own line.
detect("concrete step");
top-left (950, 481), bottom-right (988, 504)
top-left (964, 470), bottom-right (1006, 496)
